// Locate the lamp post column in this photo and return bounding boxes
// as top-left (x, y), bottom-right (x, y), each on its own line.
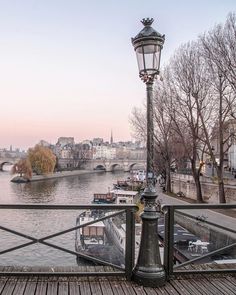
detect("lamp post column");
top-left (132, 77), bottom-right (166, 287)
top-left (146, 80), bottom-right (154, 184)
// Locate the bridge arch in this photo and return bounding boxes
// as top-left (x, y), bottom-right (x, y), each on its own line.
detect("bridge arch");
top-left (108, 163), bottom-right (124, 172)
top-left (0, 161), bottom-right (14, 171)
top-left (129, 163), bottom-right (146, 171)
top-left (94, 164), bottom-right (106, 171)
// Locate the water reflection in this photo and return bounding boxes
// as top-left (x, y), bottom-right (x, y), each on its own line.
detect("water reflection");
top-left (11, 179), bottom-right (58, 203)
top-left (0, 170), bottom-right (129, 266)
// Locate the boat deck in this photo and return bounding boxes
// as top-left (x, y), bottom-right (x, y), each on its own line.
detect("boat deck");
top-left (0, 265), bottom-right (235, 295)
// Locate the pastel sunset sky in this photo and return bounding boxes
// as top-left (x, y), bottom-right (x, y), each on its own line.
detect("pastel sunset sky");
top-left (0, 0), bottom-right (235, 150)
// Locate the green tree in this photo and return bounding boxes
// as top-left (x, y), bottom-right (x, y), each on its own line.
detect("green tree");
top-left (11, 158), bottom-right (32, 180)
top-left (28, 145), bottom-right (56, 175)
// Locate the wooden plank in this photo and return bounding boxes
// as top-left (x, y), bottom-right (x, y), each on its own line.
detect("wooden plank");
top-left (0, 277), bottom-right (9, 293)
top-left (98, 279), bottom-right (114, 295)
top-left (154, 285), bottom-right (173, 295)
top-left (162, 282), bottom-right (180, 295)
top-left (89, 281), bottom-right (103, 295)
top-left (12, 279), bottom-right (27, 295)
top-left (220, 278), bottom-right (236, 294)
top-left (170, 280), bottom-right (192, 295)
top-left (226, 275), bottom-right (236, 287)
top-left (58, 281), bottom-right (69, 295)
top-left (128, 282), bottom-right (146, 295)
top-left (23, 280), bottom-right (37, 295)
top-left (191, 277), bottom-right (224, 295)
top-left (1, 278), bottom-right (17, 295)
top-left (87, 265), bottom-right (103, 295)
top-left (47, 281), bottom-right (58, 295)
top-left (35, 281), bottom-right (47, 295)
top-left (143, 286), bottom-right (158, 295)
top-left (69, 281), bottom-right (81, 295)
top-left (178, 279), bottom-right (203, 295)
top-left (79, 280), bottom-right (92, 295)
top-left (119, 281), bottom-right (136, 295)
top-left (110, 279), bottom-right (126, 295)
top-left (208, 278), bottom-right (236, 295)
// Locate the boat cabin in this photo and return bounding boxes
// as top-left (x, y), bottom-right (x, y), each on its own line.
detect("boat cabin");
top-left (93, 193), bottom-right (116, 204)
top-left (111, 189), bottom-right (139, 204)
top-left (78, 211), bottom-right (105, 248)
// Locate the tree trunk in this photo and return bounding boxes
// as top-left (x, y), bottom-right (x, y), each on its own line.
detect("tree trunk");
top-left (193, 172), bottom-right (204, 203)
top-left (218, 181), bottom-right (226, 203)
top-left (165, 165), bottom-right (171, 193)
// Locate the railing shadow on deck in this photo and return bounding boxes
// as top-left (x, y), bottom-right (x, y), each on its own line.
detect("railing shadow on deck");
top-left (162, 203), bottom-right (236, 280)
top-left (0, 204), bottom-right (138, 280)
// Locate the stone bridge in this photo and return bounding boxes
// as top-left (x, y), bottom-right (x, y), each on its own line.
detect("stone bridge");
top-left (0, 157), bottom-right (20, 171)
top-left (0, 156), bottom-right (146, 172)
top-left (82, 159), bottom-right (146, 172)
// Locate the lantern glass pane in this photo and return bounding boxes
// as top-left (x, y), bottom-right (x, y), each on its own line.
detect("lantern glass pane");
top-left (136, 48), bottom-right (145, 72)
top-left (143, 44), bottom-right (156, 54)
top-left (143, 45), bottom-right (161, 74)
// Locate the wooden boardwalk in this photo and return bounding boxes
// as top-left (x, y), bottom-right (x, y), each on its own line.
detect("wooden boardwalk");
top-left (0, 268), bottom-right (235, 295)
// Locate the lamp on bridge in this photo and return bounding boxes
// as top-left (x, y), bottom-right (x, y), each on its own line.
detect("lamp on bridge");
top-left (131, 18), bottom-right (165, 287)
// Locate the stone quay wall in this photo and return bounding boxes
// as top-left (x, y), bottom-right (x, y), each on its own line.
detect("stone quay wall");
top-left (171, 174), bottom-right (236, 203)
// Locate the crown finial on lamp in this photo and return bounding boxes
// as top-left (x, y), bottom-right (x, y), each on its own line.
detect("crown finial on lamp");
top-left (141, 18), bottom-right (154, 26)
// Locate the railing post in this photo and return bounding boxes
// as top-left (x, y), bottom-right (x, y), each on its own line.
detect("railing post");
top-left (125, 208), bottom-right (135, 280)
top-left (164, 206), bottom-right (174, 280)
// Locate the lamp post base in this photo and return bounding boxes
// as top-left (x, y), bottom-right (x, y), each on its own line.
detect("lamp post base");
top-left (132, 266), bottom-right (166, 287)
top-left (132, 186), bottom-right (166, 287)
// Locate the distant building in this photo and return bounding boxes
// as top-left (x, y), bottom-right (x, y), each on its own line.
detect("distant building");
top-left (92, 138), bottom-right (104, 146)
top-left (211, 118), bottom-right (236, 170)
top-left (38, 140), bottom-right (51, 147)
top-left (93, 145), bottom-right (116, 160)
top-left (56, 137), bottom-right (75, 147)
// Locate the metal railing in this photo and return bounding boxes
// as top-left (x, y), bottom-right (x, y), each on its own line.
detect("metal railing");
top-left (162, 204), bottom-right (236, 280)
top-left (0, 204), bottom-right (138, 279)
top-left (1, 203), bottom-right (235, 282)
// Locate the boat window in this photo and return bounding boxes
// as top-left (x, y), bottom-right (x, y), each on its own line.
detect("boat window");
top-left (119, 199), bottom-right (127, 203)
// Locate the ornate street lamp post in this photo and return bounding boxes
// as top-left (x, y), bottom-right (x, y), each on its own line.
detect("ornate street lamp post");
top-left (131, 18), bottom-right (165, 287)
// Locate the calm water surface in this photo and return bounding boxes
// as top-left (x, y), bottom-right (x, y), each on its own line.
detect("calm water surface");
top-left (0, 170), bottom-right (128, 267)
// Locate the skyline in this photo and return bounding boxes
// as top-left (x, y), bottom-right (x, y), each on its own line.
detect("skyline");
top-left (1, 1), bottom-right (236, 150)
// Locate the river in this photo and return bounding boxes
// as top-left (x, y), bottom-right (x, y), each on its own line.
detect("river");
top-left (0, 169), bottom-right (129, 267)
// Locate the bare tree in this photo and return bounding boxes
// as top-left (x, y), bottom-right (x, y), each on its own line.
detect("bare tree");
top-left (166, 42), bottom-right (212, 203)
top-left (200, 20), bottom-right (236, 202)
top-left (130, 83), bottom-right (178, 193)
top-left (153, 77), bottom-right (179, 193)
top-left (201, 13), bottom-right (236, 95)
top-left (130, 107), bottom-right (146, 142)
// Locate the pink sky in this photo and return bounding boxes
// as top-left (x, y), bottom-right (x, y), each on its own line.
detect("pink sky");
top-left (0, 0), bottom-right (235, 150)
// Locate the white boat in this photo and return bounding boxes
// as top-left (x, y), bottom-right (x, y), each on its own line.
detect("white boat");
top-left (93, 189), bottom-right (139, 205)
top-left (75, 210), bottom-right (105, 251)
top-left (104, 216), bottom-right (141, 259)
top-left (111, 189), bottom-right (139, 204)
top-left (102, 190), bottom-right (142, 259)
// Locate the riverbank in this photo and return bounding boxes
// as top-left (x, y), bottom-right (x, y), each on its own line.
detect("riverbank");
top-left (11, 169), bottom-right (101, 183)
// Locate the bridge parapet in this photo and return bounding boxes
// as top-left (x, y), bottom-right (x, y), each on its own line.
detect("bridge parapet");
top-left (83, 159), bottom-right (146, 172)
